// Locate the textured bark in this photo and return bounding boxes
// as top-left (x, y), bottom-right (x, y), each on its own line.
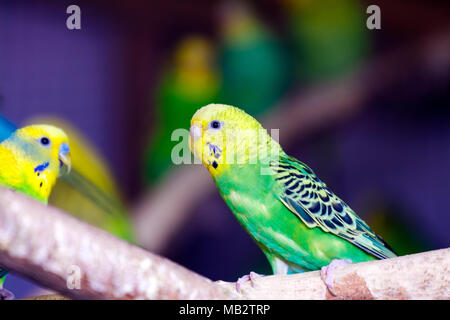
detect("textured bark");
top-left (0, 188), bottom-right (238, 300)
top-left (0, 187), bottom-right (449, 300)
top-left (218, 247), bottom-right (450, 300)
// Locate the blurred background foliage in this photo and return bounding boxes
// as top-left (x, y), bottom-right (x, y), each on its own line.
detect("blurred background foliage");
top-left (0, 0), bottom-right (449, 298)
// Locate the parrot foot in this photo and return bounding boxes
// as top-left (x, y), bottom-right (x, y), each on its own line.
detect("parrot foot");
top-left (320, 259), bottom-right (352, 296)
top-left (236, 271), bottom-right (263, 292)
top-left (0, 288), bottom-right (15, 300)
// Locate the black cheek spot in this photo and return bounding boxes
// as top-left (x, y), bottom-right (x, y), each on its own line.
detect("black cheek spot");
top-left (39, 182), bottom-right (43, 188)
top-left (212, 161), bottom-right (218, 169)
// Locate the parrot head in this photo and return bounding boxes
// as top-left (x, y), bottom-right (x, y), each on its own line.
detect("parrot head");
top-left (189, 104), bottom-right (280, 178)
top-left (17, 124), bottom-right (72, 176)
top-left (0, 124), bottom-right (71, 203)
top-left (218, 1), bottom-right (262, 45)
top-left (175, 36), bottom-right (215, 71)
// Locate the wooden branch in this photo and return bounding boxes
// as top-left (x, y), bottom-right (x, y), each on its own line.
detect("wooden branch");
top-left (218, 247), bottom-right (450, 300)
top-left (0, 187), bottom-right (449, 300)
top-left (0, 187), bottom-right (238, 300)
top-left (22, 294), bottom-right (70, 300)
top-left (133, 27), bottom-right (450, 253)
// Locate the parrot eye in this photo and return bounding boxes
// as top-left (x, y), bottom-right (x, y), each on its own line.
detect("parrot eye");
top-left (209, 120), bottom-right (221, 130)
top-left (40, 137), bottom-right (51, 146)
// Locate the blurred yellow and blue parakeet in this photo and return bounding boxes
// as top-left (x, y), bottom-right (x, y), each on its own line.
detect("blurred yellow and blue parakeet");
top-left (0, 114), bottom-right (135, 298)
top-left (189, 104), bottom-right (397, 294)
top-left (27, 117), bottom-right (134, 243)
top-left (281, 0), bottom-right (368, 82)
top-left (144, 35), bottom-right (220, 183)
top-left (217, 1), bottom-right (292, 117)
top-left (0, 121), bottom-right (71, 299)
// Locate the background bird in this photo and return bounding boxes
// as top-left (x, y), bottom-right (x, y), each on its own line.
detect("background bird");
top-left (0, 115), bottom-right (135, 298)
top-left (143, 35), bottom-right (220, 184)
top-left (281, 0), bottom-right (368, 83)
top-left (0, 123), bottom-right (71, 299)
top-left (217, 1), bottom-right (292, 117)
top-left (189, 104), bottom-right (396, 293)
top-left (28, 117), bottom-right (134, 243)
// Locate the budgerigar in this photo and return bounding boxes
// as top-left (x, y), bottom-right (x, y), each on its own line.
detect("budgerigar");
top-left (189, 104), bottom-right (396, 294)
top-left (144, 35), bottom-right (220, 183)
top-left (0, 124), bottom-right (71, 299)
top-left (217, 1), bottom-right (292, 117)
top-left (29, 117), bottom-right (135, 243)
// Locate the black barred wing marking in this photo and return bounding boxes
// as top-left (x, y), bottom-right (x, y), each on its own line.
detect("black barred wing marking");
top-left (272, 156), bottom-right (396, 259)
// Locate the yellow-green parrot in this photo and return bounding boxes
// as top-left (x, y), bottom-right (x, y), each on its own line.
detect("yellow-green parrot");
top-left (0, 121), bottom-right (72, 299)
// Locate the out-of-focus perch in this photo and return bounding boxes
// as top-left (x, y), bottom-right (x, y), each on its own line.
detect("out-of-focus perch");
top-left (0, 187), bottom-right (449, 300)
top-left (23, 294), bottom-right (70, 300)
top-left (133, 27), bottom-right (450, 253)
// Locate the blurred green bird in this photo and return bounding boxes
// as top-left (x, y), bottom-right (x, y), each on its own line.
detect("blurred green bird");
top-left (143, 35), bottom-right (221, 183)
top-left (282, 0), bottom-right (369, 83)
top-left (217, 1), bottom-right (292, 117)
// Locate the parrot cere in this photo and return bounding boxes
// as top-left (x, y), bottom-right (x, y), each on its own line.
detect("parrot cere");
top-left (189, 104), bottom-right (396, 289)
top-left (0, 124), bottom-right (72, 299)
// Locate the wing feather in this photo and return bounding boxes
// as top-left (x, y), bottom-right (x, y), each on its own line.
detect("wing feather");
top-left (0, 114), bottom-right (17, 143)
top-left (272, 155), bottom-right (396, 259)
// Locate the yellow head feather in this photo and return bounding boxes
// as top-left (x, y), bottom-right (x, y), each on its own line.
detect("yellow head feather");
top-left (189, 104), bottom-right (281, 178)
top-left (0, 124), bottom-right (71, 202)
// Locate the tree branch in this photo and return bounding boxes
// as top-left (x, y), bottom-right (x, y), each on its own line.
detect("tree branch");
top-left (0, 187), bottom-right (237, 300)
top-left (218, 247), bottom-right (450, 300)
top-left (0, 187), bottom-right (448, 299)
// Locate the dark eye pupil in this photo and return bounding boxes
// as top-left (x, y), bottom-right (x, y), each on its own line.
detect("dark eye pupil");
top-left (41, 137), bottom-right (50, 145)
top-left (212, 121), bottom-right (220, 129)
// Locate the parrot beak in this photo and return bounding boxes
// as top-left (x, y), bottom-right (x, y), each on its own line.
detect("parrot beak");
top-left (190, 124), bottom-right (202, 139)
top-left (189, 124), bottom-right (202, 156)
top-left (58, 142), bottom-right (71, 175)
